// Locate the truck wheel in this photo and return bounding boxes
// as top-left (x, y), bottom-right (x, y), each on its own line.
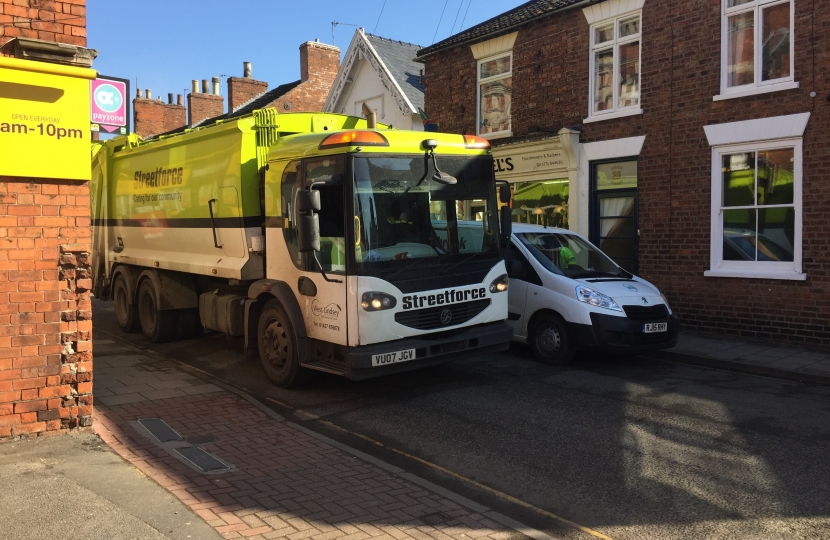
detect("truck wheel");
top-left (257, 300), bottom-right (311, 388)
top-left (113, 274), bottom-right (140, 333)
top-left (529, 314), bottom-right (574, 365)
top-left (137, 280), bottom-right (178, 343)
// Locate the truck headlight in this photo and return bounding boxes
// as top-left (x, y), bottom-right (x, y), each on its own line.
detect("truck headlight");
top-left (361, 292), bottom-right (397, 312)
top-left (575, 285), bottom-right (622, 312)
top-left (489, 274), bottom-right (509, 293)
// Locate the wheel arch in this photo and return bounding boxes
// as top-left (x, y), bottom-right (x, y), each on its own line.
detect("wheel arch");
top-left (244, 280), bottom-right (307, 352)
top-left (526, 308), bottom-right (568, 337)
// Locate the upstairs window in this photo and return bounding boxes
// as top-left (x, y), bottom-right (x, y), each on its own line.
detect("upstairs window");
top-left (720, 0), bottom-right (794, 98)
top-left (477, 53), bottom-right (512, 138)
top-left (589, 12), bottom-right (641, 117)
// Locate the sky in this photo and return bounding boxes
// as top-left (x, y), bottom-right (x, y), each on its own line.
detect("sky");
top-left (88, 0), bottom-right (526, 121)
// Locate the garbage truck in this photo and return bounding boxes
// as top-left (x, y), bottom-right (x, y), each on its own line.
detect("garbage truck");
top-left (91, 108), bottom-right (514, 387)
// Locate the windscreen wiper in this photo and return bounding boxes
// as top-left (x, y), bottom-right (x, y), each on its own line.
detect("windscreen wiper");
top-left (388, 255), bottom-right (435, 281)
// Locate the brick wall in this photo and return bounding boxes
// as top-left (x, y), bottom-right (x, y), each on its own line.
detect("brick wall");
top-left (0, 0), bottom-right (86, 49)
top-left (188, 92), bottom-right (223, 127)
top-left (134, 97), bottom-right (186, 138)
top-left (227, 76), bottom-right (267, 112)
top-left (0, 179), bottom-right (93, 438)
top-left (423, 0), bottom-right (830, 345)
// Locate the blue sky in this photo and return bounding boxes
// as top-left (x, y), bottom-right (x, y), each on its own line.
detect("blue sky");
top-left (88, 0), bottom-right (525, 117)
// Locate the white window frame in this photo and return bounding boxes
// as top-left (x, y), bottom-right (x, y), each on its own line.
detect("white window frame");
top-left (715, 0), bottom-right (797, 101)
top-left (476, 52), bottom-right (513, 139)
top-left (586, 10), bottom-right (643, 121)
top-left (707, 138), bottom-right (803, 280)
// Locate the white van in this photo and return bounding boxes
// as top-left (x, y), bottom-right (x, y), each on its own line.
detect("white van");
top-left (504, 224), bottom-right (678, 364)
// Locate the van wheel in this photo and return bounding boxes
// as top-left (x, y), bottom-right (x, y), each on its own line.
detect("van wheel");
top-left (137, 280), bottom-right (179, 343)
top-left (113, 274), bottom-right (140, 333)
top-left (257, 300), bottom-right (311, 388)
top-left (529, 314), bottom-right (574, 365)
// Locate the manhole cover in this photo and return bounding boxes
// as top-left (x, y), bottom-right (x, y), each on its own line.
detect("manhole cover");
top-left (174, 446), bottom-right (230, 472)
top-left (138, 418), bottom-right (182, 443)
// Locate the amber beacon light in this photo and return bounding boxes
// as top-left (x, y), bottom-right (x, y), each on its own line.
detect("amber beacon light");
top-left (463, 135), bottom-right (490, 149)
top-left (319, 131), bottom-right (390, 149)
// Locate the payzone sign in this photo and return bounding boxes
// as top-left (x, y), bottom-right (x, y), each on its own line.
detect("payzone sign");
top-left (90, 76), bottom-right (128, 132)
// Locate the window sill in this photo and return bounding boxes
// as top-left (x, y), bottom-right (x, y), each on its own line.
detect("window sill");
top-left (583, 108), bottom-right (643, 124)
top-left (713, 81), bottom-right (799, 102)
top-left (704, 269), bottom-right (806, 281)
top-left (478, 131), bottom-right (512, 140)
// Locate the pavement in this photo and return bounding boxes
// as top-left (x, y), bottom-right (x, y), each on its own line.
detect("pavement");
top-left (2, 317), bottom-right (828, 540)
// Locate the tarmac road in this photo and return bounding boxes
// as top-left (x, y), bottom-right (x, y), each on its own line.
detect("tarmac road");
top-left (93, 300), bottom-right (830, 540)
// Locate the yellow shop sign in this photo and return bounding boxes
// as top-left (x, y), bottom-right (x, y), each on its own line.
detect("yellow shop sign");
top-left (0, 57), bottom-right (96, 181)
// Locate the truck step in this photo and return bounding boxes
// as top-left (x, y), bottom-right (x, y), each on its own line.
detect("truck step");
top-left (300, 360), bottom-right (346, 376)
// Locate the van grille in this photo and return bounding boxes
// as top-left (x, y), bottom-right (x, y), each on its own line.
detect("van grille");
top-left (395, 300), bottom-right (490, 330)
top-left (622, 304), bottom-right (669, 321)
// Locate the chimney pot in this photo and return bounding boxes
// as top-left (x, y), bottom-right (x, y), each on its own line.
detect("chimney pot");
top-left (146, 89), bottom-right (152, 100)
top-left (136, 88), bottom-right (142, 99)
top-left (168, 93), bottom-right (174, 104)
top-left (212, 76), bottom-right (220, 95)
top-left (177, 94), bottom-right (183, 106)
top-left (201, 79), bottom-right (209, 94)
top-left (192, 80), bottom-right (199, 93)
top-left (243, 61), bottom-right (252, 78)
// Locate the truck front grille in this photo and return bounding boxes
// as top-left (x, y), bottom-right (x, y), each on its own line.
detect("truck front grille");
top-left (622, 304), bottom-right (669, 321)
top-left (395, 299), bottom-right (490, 330)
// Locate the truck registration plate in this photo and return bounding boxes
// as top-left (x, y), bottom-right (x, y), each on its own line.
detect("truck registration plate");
top-left (643, 323), bottom-right (667, 333)
top-left (372, 348), bottom-right (417, 367)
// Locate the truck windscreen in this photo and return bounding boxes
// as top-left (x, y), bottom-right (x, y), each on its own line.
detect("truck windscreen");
top-left (352, 155), bottom-right (500, 277)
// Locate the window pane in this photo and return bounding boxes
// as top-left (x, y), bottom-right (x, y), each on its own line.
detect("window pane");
top-left (723, 208), bottom-right (757, 261)
top-left (618, 41), bottom-right (640, 107)
top-left (619, 15), bottom-right (640, 38)
top-left (480, 56), bottom-right (511, 79)
top-left (758, 148), bottom-right (794, 205)
top-left (596, 161), bottom-right (638, 190)
top-left (728, 11), bottom-right (755, 87)
top-left (762, 2), bottom-right (791, 81)
top-left (727, 0), bottom-right (754, 7)
top-left (479, 78), bottom-right (511, 134)
top-left (758, 208), bottom-right (794, 261)
top-left (595, 22), bottom-right (614, 44)
top-left (722, 152), bottom-right (756, 207)
top-left (594, 49), bottom-right (614, 112)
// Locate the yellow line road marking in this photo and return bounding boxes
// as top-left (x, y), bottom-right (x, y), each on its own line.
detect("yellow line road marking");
top-left (264, 397), bottom-right (294, 409)
top-left (318, 420), bottom-right (612, 540)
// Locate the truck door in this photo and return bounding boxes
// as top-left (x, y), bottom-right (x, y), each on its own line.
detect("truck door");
top-left (280, 157), bottom-right (349, 347)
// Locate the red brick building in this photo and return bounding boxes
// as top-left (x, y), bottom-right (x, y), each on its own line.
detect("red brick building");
top-left (134, 40), bottom-right (340, 139)
top-left (1, 0), bottom-right (95, 439)
top-left (417, 0), bottom-right (829, 345)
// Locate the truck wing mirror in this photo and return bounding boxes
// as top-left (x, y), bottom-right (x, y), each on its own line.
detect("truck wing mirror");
top-left (297, 189), bottom-right (320, 212)
top-left (297, 213), bottom-right (320, 253)
top-left (499, 184), bottom-right (511, 203)
top-left (500, 205), bottom-right (512, 242)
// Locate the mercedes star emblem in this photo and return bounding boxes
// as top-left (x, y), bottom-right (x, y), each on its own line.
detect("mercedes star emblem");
top-left (440, 309), bottom-right (453, 325)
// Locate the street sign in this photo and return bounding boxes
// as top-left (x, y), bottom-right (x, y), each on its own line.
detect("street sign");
top-left (90, 75), bottom-right (129, 134)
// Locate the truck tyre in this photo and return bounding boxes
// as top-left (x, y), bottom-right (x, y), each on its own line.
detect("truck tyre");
top-left (529, 313), bottom-right (574, 365)
top-left (113, 274), bottom-right (140, 333)
top-left (137, 280), bottom-right (178, 343)
top-left (257, 300), bottom-right (311, 388)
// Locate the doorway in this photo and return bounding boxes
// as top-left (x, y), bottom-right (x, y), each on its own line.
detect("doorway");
top-left (591, 159), bottom-right (638, 274)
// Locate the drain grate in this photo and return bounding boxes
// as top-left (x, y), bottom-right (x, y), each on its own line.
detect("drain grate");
top-left (138, 418), bottom-right (182, 443)
top-left (174, 446), bottom-right (230, 472)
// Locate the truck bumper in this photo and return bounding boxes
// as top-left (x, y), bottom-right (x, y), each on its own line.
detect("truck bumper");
top-left (567, 312), bottom-right (679, 352)
top-left (341, 321), bottom-right (511, 381)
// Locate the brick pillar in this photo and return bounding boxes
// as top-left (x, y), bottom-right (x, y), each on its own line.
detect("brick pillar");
top-left (0, 179), bottom-right (93, 439)
top-left (227, 76), bottom-right (267, 113)
top-left (134, 97), bottom-right (186, 138)
top-left (187, 92), bottom-right (224, 127)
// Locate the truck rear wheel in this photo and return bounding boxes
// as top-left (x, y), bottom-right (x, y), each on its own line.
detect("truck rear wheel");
top-left (113, 274), bottom-right (140, 333)
top-left (529, 313), bottom-right (574, 365)
top-left (137, 280), bottom-right (178, 343)
top-left (257, 300), bottom-right (311, 388)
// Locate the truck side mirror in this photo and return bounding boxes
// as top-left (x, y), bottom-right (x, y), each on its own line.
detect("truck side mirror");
top-left (298, 213), bottom-right (320, 253)
top-left (499, 184), bottom-right (511, 203)
top-left (500, 205), bottom-right (512, 241)
top-left (297, 189), bottom-right (320, 212)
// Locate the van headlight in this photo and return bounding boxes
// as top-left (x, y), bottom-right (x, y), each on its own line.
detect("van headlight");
top-left (660, 292), bottom-right (673, 315)
top-left (575, 285), bottom-right (622, 312)
top-left (489, 274), bottom-right (509, 293)
top-left (361, 292), bottom-right (397, 311)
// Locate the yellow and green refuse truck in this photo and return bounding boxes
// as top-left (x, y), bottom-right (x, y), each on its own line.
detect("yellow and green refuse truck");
top-left (91, 108), bottom-right (514, 387)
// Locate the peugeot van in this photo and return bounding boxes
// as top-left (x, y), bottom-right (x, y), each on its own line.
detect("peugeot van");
top-left (504, 224), bottom-right (678, 364)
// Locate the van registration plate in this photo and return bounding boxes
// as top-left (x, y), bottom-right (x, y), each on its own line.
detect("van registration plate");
top-left (643, 323), bottom-right (667, 333)
top-left (372, 348), bottom-right (416, 367)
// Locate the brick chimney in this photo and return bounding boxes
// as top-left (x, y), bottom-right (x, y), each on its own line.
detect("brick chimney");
top-left (228, 61), bottom-right (268, 112)
top-left (264, 40), bottom-right (340, 113)
top-left (187, 78), bottom-right (224, 127)
top-left (134, 90), bottom-right (186, 138)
